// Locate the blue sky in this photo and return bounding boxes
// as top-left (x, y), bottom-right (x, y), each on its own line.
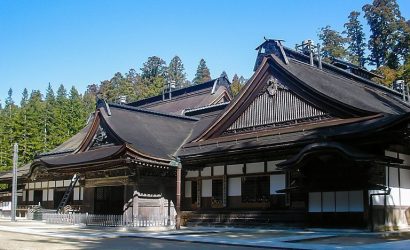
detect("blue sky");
top-left (1, 0), bottom-right (409, 105)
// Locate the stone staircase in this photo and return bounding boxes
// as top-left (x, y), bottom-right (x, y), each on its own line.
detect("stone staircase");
top-left (182, 209), bottom-right (306, 227)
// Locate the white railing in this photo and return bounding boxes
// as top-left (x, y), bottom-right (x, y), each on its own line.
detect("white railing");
top-left (43, 213), bottom-right (175, 227)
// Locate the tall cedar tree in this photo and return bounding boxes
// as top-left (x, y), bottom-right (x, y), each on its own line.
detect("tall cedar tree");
top-left (344, 11), bottom-right (367, 67)
top-left (230, 74), bottom-right (243, 97)
top-left (363, 0), bottom-right (407, 68)
top-left (220, 71), bottom-right (228, 80)
top-left (140, 56), bottom-right (167, 98)
top-left (193, 59), bottom-right (211, 84)
top-left (319, 26), bottom-right (348, 61)
top-left (167, 56), bottom-right (187, 89)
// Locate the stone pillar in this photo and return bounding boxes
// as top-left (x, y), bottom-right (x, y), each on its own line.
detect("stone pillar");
top-left (176, 165), bottom-right (182, 230)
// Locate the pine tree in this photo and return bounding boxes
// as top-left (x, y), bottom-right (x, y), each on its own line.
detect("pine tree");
top-left (25, 90), bottom-right (45, 159)
top-left (20, 88), bottom-right (28, 107)
top-left (318, 26), bottom-right (348, 61)
top-left (363, 0), bottom-right (407, 68)
top-left (220, 71), bottom-right (228, 80)
top-left (230, 74), bottom-right (243, 97)
top-left (167, 56), bottom-right (187, 89)
top-left (54, 84), bottom-right (70, 145)
top-left (44, 83), bottom-right (56, 152)
top-left (68, 86), bottom-right (87, 135)
top-left (139, 56), bottom-right (167, 98)
top-left (83, 84), bottom-right (98, 114)
top-left (193, 59), bottom-right (211, 84)
top-left (141, 56), bottom-right (167, 79)
top-left (344, 11), bottom-right (367, 67)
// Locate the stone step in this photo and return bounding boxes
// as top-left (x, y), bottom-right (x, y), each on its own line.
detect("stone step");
top-left (182, 210), bottom-right (306, 227)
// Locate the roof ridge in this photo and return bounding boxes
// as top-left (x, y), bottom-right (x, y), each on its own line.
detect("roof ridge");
top-left (129, 78), bottom-right (222, 106)
top-left (185, 101), bottom-right (230, 113)
top-left (282, 46), bottom-right (404, 98)
top-left (137, 88), bottom-right (214, 107)
top-left (286, 57), bottom-right (410, 109)
top-left (108, 103), bottom-right (200, 121)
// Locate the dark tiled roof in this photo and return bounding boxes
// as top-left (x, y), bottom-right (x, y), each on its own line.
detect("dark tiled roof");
top-left (128, 77), bottom-right (231, 114)
top-left (39, 145), bottom-right (124, 167)
top-left (273, 55), bottom-right (410, 115)
top-left (102, 103), bottom-right (198, 160)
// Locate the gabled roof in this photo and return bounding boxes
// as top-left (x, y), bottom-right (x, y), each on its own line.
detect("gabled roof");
top-left (128, 77), bottom-right (232, 115)
top-left (26, 100), bottom-right (199, 174)
top-left (179, 43), bottom-right (410, 158)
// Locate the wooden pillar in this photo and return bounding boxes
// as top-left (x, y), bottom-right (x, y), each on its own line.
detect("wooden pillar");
top-left (176, 165), bottom-right (182, 230)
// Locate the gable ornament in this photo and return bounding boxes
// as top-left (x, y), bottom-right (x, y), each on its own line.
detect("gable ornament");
top-left (264, 77), bottom-right (286, 96)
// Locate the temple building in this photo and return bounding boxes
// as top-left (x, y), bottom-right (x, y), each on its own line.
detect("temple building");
top-left (1, 39), bottom-right (410, 231)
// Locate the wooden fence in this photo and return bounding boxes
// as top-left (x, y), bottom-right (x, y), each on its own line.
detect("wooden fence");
top-left (43, 213), bottom-right (175, 227)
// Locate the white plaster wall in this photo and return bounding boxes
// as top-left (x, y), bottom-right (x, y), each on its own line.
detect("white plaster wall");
top-left (73, 187), bottom-right (80, 200)
top-left (213, 165), bottom-right (224, 176)
top-left (41, 182), bottom-right (48, 188)
top-left (201, 167), bottom-right (211, 177)
top-left (310, 191), bottom-right (363, 212)
top-left (349, 190), bottom-right (364, 212)
top-left (202, 179), bottom-right (212, 197)
top-left (186, 170), bottom-right (199, 178)
top-left (29, 183), bottom-right (34, 189)
top-left (308, 192), bottom-right (321, 212)
top-left (48, 189), bottom-right (54, 201)
top-left (48, 181), bottom-right (55, 188)
top-left (56, 180), bottom-right (63, 187)
top-left (80, 187), bottom-right (83, 200)
top-left (267, 161), bottom-right (282, 172)
top-left (42, 189), bottom-right (48, 201)
top-left (322, 192), bottom-right (335, 212)
top-left (401, 169), bottom-right (410, 188)
top-left (28, 190), bottom-right (34, 201)
top-left (228, 177), bottom-right (241, 196)
top-left (22, 190), bottom-right (26, 202)
top-left (63, 180), bottom-right (71, 187)
top-left (336, 191), bottom-right (349, 212)
top-left (227, 164), bottom-right (243, 175)
top-left (185, 181), bottom-right (192, 198)
top-left (246, 162), bottom-right (264, 173)
top-left (35, 182), bottom-right (41, 189)
top-left (269, 174), bottom-right (286, 194)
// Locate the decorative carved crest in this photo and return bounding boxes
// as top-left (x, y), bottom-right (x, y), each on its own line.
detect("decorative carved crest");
top-left (261, 77), bottom-right (287, 96)
top-left (89, 125), bottom-right (117, 149)
top-left (30, 166), bottom-right (48, 181)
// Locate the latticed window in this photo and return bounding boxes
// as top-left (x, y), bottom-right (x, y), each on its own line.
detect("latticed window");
top-left (96, 187), bottom-right (105, 201)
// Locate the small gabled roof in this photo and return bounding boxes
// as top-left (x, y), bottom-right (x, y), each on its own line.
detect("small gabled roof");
top-left (128, 77), bottom-right (232, 115)
top-left (100, 102), bottom-right (198, 160)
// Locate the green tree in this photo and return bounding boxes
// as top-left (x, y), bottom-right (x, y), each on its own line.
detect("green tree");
top-left (319, 26), bottom-right (348, 61)
top-left (141, 56), bottom-right (167, 79)
top-left (230, 74), bottom-right (243, 97)
top-left (139, 56), bottom-right (167, 98)
top-left (83, 84), bottom-right (98, 114)
top-left (20, 88), bottom-right (29, 107)
top-left (363, 0), bottom-right (407, 68)
top-left (167, 56), bottom-right (187, 89)
top-left (43, 83), bottom-right (56, 151)
top-left (54, 84), bottom-right (70, 145)
top-left (193, 59), bottom-right (211, 84)
top-left (68, 86), bottom-right (87, 135)
top-left (220, 71), bottom-right (228, 80)
top-left (344, 11), bottom-right (367, 67)
top-left (24, 90), bottom-right (45, 159)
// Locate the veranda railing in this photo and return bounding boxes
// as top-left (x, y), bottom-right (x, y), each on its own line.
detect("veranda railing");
top-left (43, 213), bottom-right (175, 227)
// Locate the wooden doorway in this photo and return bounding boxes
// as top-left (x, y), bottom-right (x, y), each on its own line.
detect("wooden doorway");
top-left (94, 186), bottom-right (124, 215)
